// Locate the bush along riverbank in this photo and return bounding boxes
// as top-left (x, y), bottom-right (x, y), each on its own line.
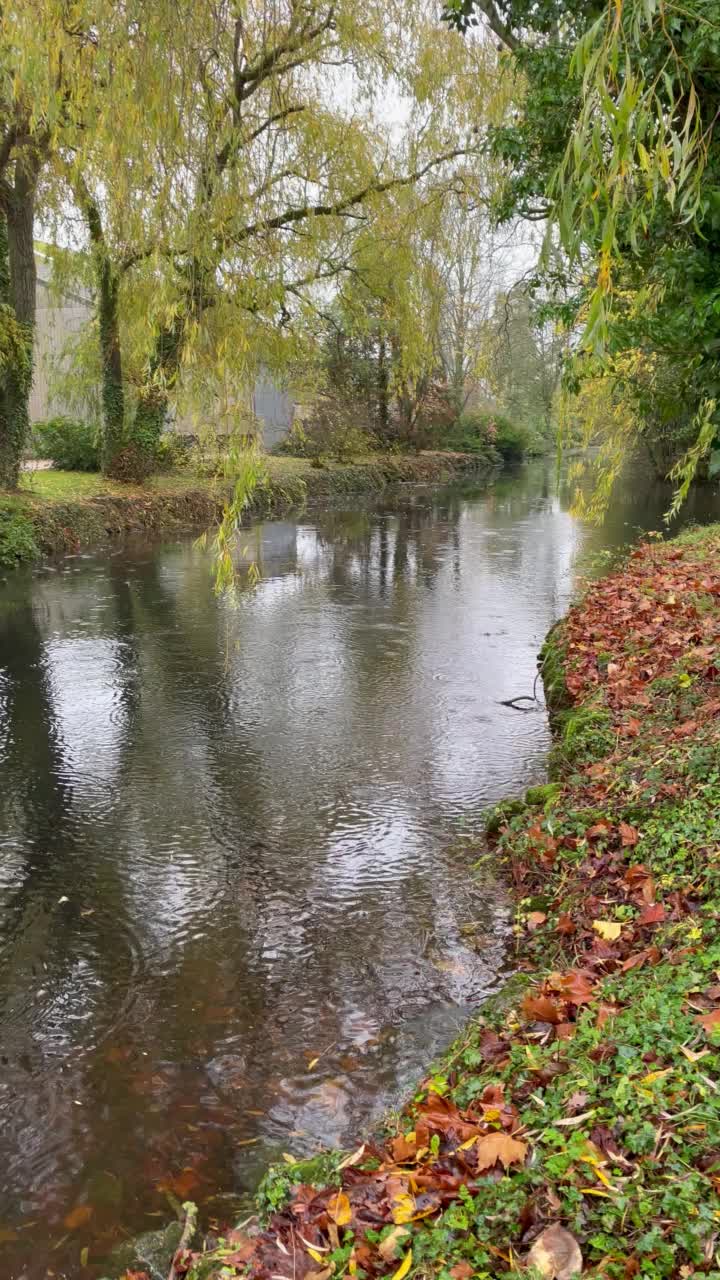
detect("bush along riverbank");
top-left (131, 524), bottom-right (720, 1280)
top-left (0, 451), bottom-right (492, 570)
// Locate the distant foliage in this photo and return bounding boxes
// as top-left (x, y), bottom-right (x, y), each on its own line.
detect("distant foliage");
top-left (33, 416), bottom-right (100, 471)
top-left (276, 399), bottom-right (374, 464)
top-left (440, 411), bottom-right (540, 462)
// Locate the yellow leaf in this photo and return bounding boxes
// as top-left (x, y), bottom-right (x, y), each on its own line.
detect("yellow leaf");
top-left (592, 920), bottom-right (622, 941)
top-left (327, 1191), bottom-right (352, 1227)
top-left (307, 1057), bottom-right (320, 1071)
top-left (391, 1192), bottom-right (416, 1225)
top-left (458, 1135), bottom-right (479, 1151)
top-left (306, 1246), bottom-right (328, 1263)
top-left (282, 1153), bottom-right (296, 1164)
top-left (80, 1247), bottom-right (89, 1268)
top-left (390, 1249), bottom-right (413, 1280)
top-left (581, 1187), bottom-right (611, 1197)
top-left (640, 1068), bottom-right (671, 1084)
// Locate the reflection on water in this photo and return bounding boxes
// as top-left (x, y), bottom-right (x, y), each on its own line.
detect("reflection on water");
top-left (0, 458), bottom-right (717, 1277)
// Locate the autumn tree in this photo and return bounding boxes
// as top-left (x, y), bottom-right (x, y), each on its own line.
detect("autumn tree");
top-left (44, 0), bottom-right (510, 476)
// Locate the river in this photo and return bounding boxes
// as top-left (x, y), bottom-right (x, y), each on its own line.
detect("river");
top-left (0, 458), bottom-right (717, 1278)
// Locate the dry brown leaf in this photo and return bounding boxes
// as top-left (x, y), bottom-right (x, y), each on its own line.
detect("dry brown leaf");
top-left (526, 1224), bottom-right (583, 1279)
top-left (474, 1131), bottom-right (527, 1172)
top-left (522, 993), bottom-right (564, 1024)
top-left (696, 1008), bottom-right (720, 1033)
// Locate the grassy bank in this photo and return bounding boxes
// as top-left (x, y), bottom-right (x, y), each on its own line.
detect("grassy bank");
top-left (0, 451), bottom-right (489, 570)
top-left (153, 525), bottom-right (720, 1280)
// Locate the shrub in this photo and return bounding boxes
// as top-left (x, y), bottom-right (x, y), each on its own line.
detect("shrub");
top-left (438, 411), bottom-right (542, 462)
top-left (493, 416), bottom-right (533, 461)
top-left (275, 397), bottom-right (374, 462)
top-left (0, 506), bottom-right (39, 567)
top-left (154, 432), bottom-right (194, 472)
top-left (33, 416), bottom-right (100, 471)
top-left (105, 442), bottom-right (155, 484)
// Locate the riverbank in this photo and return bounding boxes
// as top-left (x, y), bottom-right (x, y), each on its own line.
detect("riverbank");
top-left (0, 451), bottom-right (490, 569)
top-left (155, 523), bottom-right (720, 1280)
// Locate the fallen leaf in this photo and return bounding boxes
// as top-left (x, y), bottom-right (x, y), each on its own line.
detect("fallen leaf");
top-left (638, 903), bottom-right (665, 925)
top-left (522, 993), bottom-right (564, 1024)
top-left (449, 1265), bottom-right (474, 1280)
top-left (307, 1057), bottom-right (320, 1071)
top-left (474, 1132), bottom-right (527, 1171)
top-left (619, 822), bottom-right (639, 846)
top-left (390, 1250), bottom-right (413, 1280)
top-left (593, 920), bottom-right (622, 941)
top-left (64, 1204), bottom-right (93, 1231)
top-left (338, 1144), bottom-right (366, 1170)
top-left (527, 911), bottom-right (547, 931)
top-left (327, 1191), bottom-right (351, 1226)
top-left (696, 1008), bottom-right (720, 1033)
top-left (391, 1192), bottom-right (416, 1225)
top-left (306, 1268), bottom-right (334, 1280)
top-left (379, 1226), bottom-right (410, 1262)
top-left (526, 1225), bottom-right (582, 1279)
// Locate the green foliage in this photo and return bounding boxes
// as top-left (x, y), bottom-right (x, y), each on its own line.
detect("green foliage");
top-left (440, 410), bottom-right (541, 462)
top-left (255, 1152), bottom-right (344, 1221)
top-left (0, 503), bottom-right (39, 566)
top-left (105, 441), bottom-right (156, 484)
top-left (276, 404), bottom-right (374, 465)
top-left (445, 0), bottom-right (720, 507)
top-left (33, 416), bottom-right (100, 472)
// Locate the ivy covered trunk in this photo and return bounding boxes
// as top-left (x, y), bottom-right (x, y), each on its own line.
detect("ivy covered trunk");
top-left (97, 258), bottom-right (125, 473)
top-left (0, 200), bottom-right (34, 491)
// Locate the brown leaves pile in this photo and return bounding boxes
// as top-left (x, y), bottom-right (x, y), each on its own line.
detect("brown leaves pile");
top-left (174, 1092), bottom-right (527, 1280)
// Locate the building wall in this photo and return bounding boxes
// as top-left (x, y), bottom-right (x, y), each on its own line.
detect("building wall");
top-left (29, 276), bottom-right (94, 423)
top-left (29, 256), bottom-right (295, 446)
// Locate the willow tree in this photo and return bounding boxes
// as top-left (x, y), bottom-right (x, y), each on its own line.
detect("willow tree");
top-left (445, 0), bottom-right (720, 502)
top-left (0, 2), bottom-right (95, 488)
top-left (46, 0), bottom-right (511, 476)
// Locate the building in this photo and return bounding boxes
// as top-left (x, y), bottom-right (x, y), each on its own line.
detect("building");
top-left (29, 250), bottom-right (295, 449)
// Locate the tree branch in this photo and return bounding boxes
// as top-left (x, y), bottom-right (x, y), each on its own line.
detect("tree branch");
top-left (232, 146), bottom-right (472, 243)
top-left (474, 1), bottom-right (521, 52)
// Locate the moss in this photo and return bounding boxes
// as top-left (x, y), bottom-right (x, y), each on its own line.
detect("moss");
top-left (538, 621), bottom-right (572, 719)
top-left (524, 782), bottom-right (561, 809)
top-left (484, 796), bottom-right (528, 836)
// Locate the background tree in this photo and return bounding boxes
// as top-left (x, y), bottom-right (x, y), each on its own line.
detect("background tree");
top-left (444, 0), bottom-right (720, 501)
top-left (46, 0), bottom-right (511, 477)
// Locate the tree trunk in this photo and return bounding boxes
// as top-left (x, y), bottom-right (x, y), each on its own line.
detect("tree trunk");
top-left (98, 261), bottom-right (125, 472)
top-left (0, 172), bottom-right (36, 490)
top-left (83, 198), bottom-right (126, 473)
top-left (377, 333), bottom-right (389, 434)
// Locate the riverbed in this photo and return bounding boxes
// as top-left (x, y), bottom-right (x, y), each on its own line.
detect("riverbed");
top-left (0, 458), bottom-right (717, 1278)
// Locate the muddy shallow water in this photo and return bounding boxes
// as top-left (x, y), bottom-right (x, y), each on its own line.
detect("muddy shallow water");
top-left (0, 459), bottom-right (717, 1277)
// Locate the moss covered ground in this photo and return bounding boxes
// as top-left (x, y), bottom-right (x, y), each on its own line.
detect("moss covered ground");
top-left (158, 525), bottom-right (720, 1280)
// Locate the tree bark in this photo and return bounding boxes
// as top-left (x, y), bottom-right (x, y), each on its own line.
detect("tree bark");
top-left (0, 163), bottom-right (36, 490)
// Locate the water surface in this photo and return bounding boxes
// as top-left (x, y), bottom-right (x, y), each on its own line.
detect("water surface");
top-left (0, 458), bottom-right (717, 1277)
